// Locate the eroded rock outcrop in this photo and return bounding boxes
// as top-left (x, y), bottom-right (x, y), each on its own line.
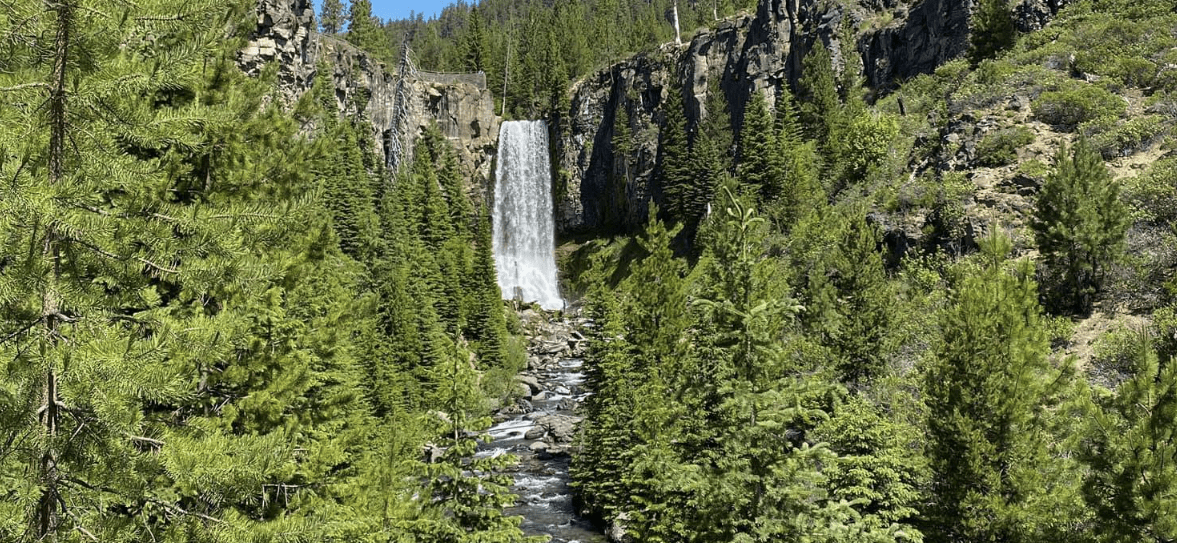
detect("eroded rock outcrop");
top-left (554, 0), bottom-right (1066, 235)
top-left (238, 0), bottom-right (499, 190)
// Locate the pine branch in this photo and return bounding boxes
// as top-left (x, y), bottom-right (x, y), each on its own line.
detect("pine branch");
top-left (0, 317), bottom-right (42, 345)
top-left (0, 82), bottom-right (48, 92)
top-left (65, 235), bottom-right (181, 274)
top-left (57, 497), bottom-right (98, 542)
top-left (134, 15), bottom-right (186, 22)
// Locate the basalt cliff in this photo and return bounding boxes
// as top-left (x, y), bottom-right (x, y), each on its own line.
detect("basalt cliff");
top-left (241, 0), bottom-right (1068, 235)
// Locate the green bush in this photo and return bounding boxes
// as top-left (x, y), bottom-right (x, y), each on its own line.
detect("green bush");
top-left (1018, 159), bottom-right (1051, 179)
top-left (1091, 326), bottom-right (1145, 387)
top-left (976, 126), bottom-right (1036, 166)
top-left (1124, 157), bottom-right (1177, 224)
top-left (1085, 115), bottom-right (1168, 158)
top-left (1044, 315), bottom-right (1075, 349)
top-left (1033, 83), bottom-right (1126, 129)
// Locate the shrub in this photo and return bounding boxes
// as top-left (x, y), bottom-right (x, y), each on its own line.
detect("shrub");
top-left (1090, 325), bottom-right (1144, 387)
top-left (976, 126), bottom-right (1036, 166)
top-left (1032, 83), bottom-right (1126, 129)
top-left (1018, 159), bottom-right (1051, 179)
top-left (1044, 315), bottom-right (1075, 350)
top-left (1123, 157), bottom-right (1177, 224)
top-left (1084, 115), bottom-right (1168, 158)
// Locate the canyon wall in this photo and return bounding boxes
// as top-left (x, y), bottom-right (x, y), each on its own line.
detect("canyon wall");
top-left (240, 0), bottom-right (1066, 235)
top-left (238, 0), bottom-right (499, 191)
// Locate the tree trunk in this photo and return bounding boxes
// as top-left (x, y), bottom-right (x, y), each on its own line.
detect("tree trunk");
top-left (37, 0), bottom-right (72, 538)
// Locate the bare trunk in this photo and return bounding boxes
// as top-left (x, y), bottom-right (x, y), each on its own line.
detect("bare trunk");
top-left (37, 0), bottom-right (71, 538)
top-left (501, 40), bottom-right (511, 117)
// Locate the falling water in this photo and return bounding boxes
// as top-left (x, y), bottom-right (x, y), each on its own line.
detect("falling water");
top-left (493, 121), bottom-right (563, 310)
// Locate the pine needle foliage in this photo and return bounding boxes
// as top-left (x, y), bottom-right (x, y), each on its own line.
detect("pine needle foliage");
top-left (1079, 332), bottom-right (1177, 543)
top-left (1033, 139), bottom-right (1128, 314)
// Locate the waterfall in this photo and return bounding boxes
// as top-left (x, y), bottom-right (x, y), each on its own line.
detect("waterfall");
top-left (493, 121), bottom-right (563, 311)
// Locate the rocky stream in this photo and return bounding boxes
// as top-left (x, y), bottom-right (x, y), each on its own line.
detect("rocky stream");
top-left (478, 309), bottom-right (606, 543)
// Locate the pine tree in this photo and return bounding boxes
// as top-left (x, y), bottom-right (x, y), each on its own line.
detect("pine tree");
top-left (700, 77), bottom-right (734, 173)
top-left (403, 335), bottom-right (535, 543)
top-left (924, 232), bottom-right (1070, 542)
top-left (816, 396), bottom-right (926, 534)
top-left (692, 189), bottom-right (846, 542)
top-left (774, 87), bottom-right (825, 228)
top-left (464, 6), bottom-right (488, 72)
top-left (1080, 333), bottom-right (1177, 543)
top-left (614, 207), bottom-right (700, 541)
top-left (1033, 139), bottom-right (1128, 313)
top-left (321, 0), bottom-right (346, 34)
top-left (466, 207), bottom-right (508, 367)
top-left (346, 0), bottom-right (384, 53)
top-left (969, 0), bottom-right (1017, 66)
top-left (806, 215), bottom-right (896, 386)
top-left (799, 41), bottom-right (841, 149)
top-left (736, 90), bottom-right (784, 201)
top-left (572, 279), bottom-right (639, 520)
top-left (658, 86), bottom-right (695, 227)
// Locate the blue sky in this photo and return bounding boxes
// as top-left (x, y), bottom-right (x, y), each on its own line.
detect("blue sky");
top-left (315, 1), bottom-right (455, 23)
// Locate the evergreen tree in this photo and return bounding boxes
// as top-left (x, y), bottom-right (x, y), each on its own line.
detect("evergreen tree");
top-left (773, 87), bottom-right (826, 228)
top-left (806, 215), bottom-right (896, 386)
top-left (924, 232), bottom-right (1074, 542)
top-left (969, 0), bottom-right (1017, 66)
top-left (467, 208), bottom-right (508, 367)
top-left (799, 41), bottom-right (841, 149)
top-left (464, 6), bottom-right (488, 72)
top-left (700, 76), bottom-right (735, 174)
top-left (1033, 139), bottom-right (1129, 313)
top-left (346, 0), bottom-right (384, 53)
top-left (736, 90), bottom-right (784, 201)
top-left (815, 397), bottom-right (926, 535)
top-left (614, 208), bottom-right (700, 541)
top-left (321, 0), bottom-right (346, 34)
top-left (573, 276), bottom-right (639, 521)
top-left (1080, 333), bottom-right (1177, 543)
top-left (658, 86), bottom-right (695, 227)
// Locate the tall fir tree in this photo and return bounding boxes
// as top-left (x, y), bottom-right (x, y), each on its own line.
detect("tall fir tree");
top-left (346, 0), bottom-right (384, 54)
top-left (658, 86), bottom-right (695, 227)
top-left (736, 90), bottom-right (784, 202)
top-left (464, 6), bottom-right (488, 72)
top-left (1080, 333), bottom-right (1177, 543)
top-left (799, 41), bottom-right (841, 150)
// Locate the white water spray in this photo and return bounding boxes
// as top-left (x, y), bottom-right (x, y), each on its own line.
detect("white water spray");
top-left (493, 121), bottom-right (563, 311)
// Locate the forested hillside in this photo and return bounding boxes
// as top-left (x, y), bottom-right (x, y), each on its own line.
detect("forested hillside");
top-left (557, 0), bottom-right (1177, 540)
top-left (0, 1), bottom-right (531, 540)
top-left (4, 0), bottom-right (1177, 541)
top-left (329, 0), bottom-right (759, 118)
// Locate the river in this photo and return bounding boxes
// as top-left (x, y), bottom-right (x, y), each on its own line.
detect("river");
top-left (479, 326), bottom-right (605, 542)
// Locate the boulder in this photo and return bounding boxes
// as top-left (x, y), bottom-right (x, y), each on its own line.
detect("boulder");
top-left (535, 414), bottom-right (581, 443)
top-left (515, 374), bottom-right (542, 395)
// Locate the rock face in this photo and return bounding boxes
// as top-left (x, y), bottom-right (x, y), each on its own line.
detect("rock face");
top-left (238, 0), bottom-right (1067, 236)
top-left (859, 0), bottom-right (973, 91)
top-left (554, 0), bottom-right (832, 234)
top-left (554, 0), bottom-right (1066, 235)
top-left (238, 0), bottom-right (499, 192)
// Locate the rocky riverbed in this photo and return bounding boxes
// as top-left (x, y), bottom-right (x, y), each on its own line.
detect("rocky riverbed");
top-left (477, 308), bottom-right (605, 543)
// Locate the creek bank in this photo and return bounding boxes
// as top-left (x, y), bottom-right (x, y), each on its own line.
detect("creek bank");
top-left (479, 307), bottom-right (604, 543)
